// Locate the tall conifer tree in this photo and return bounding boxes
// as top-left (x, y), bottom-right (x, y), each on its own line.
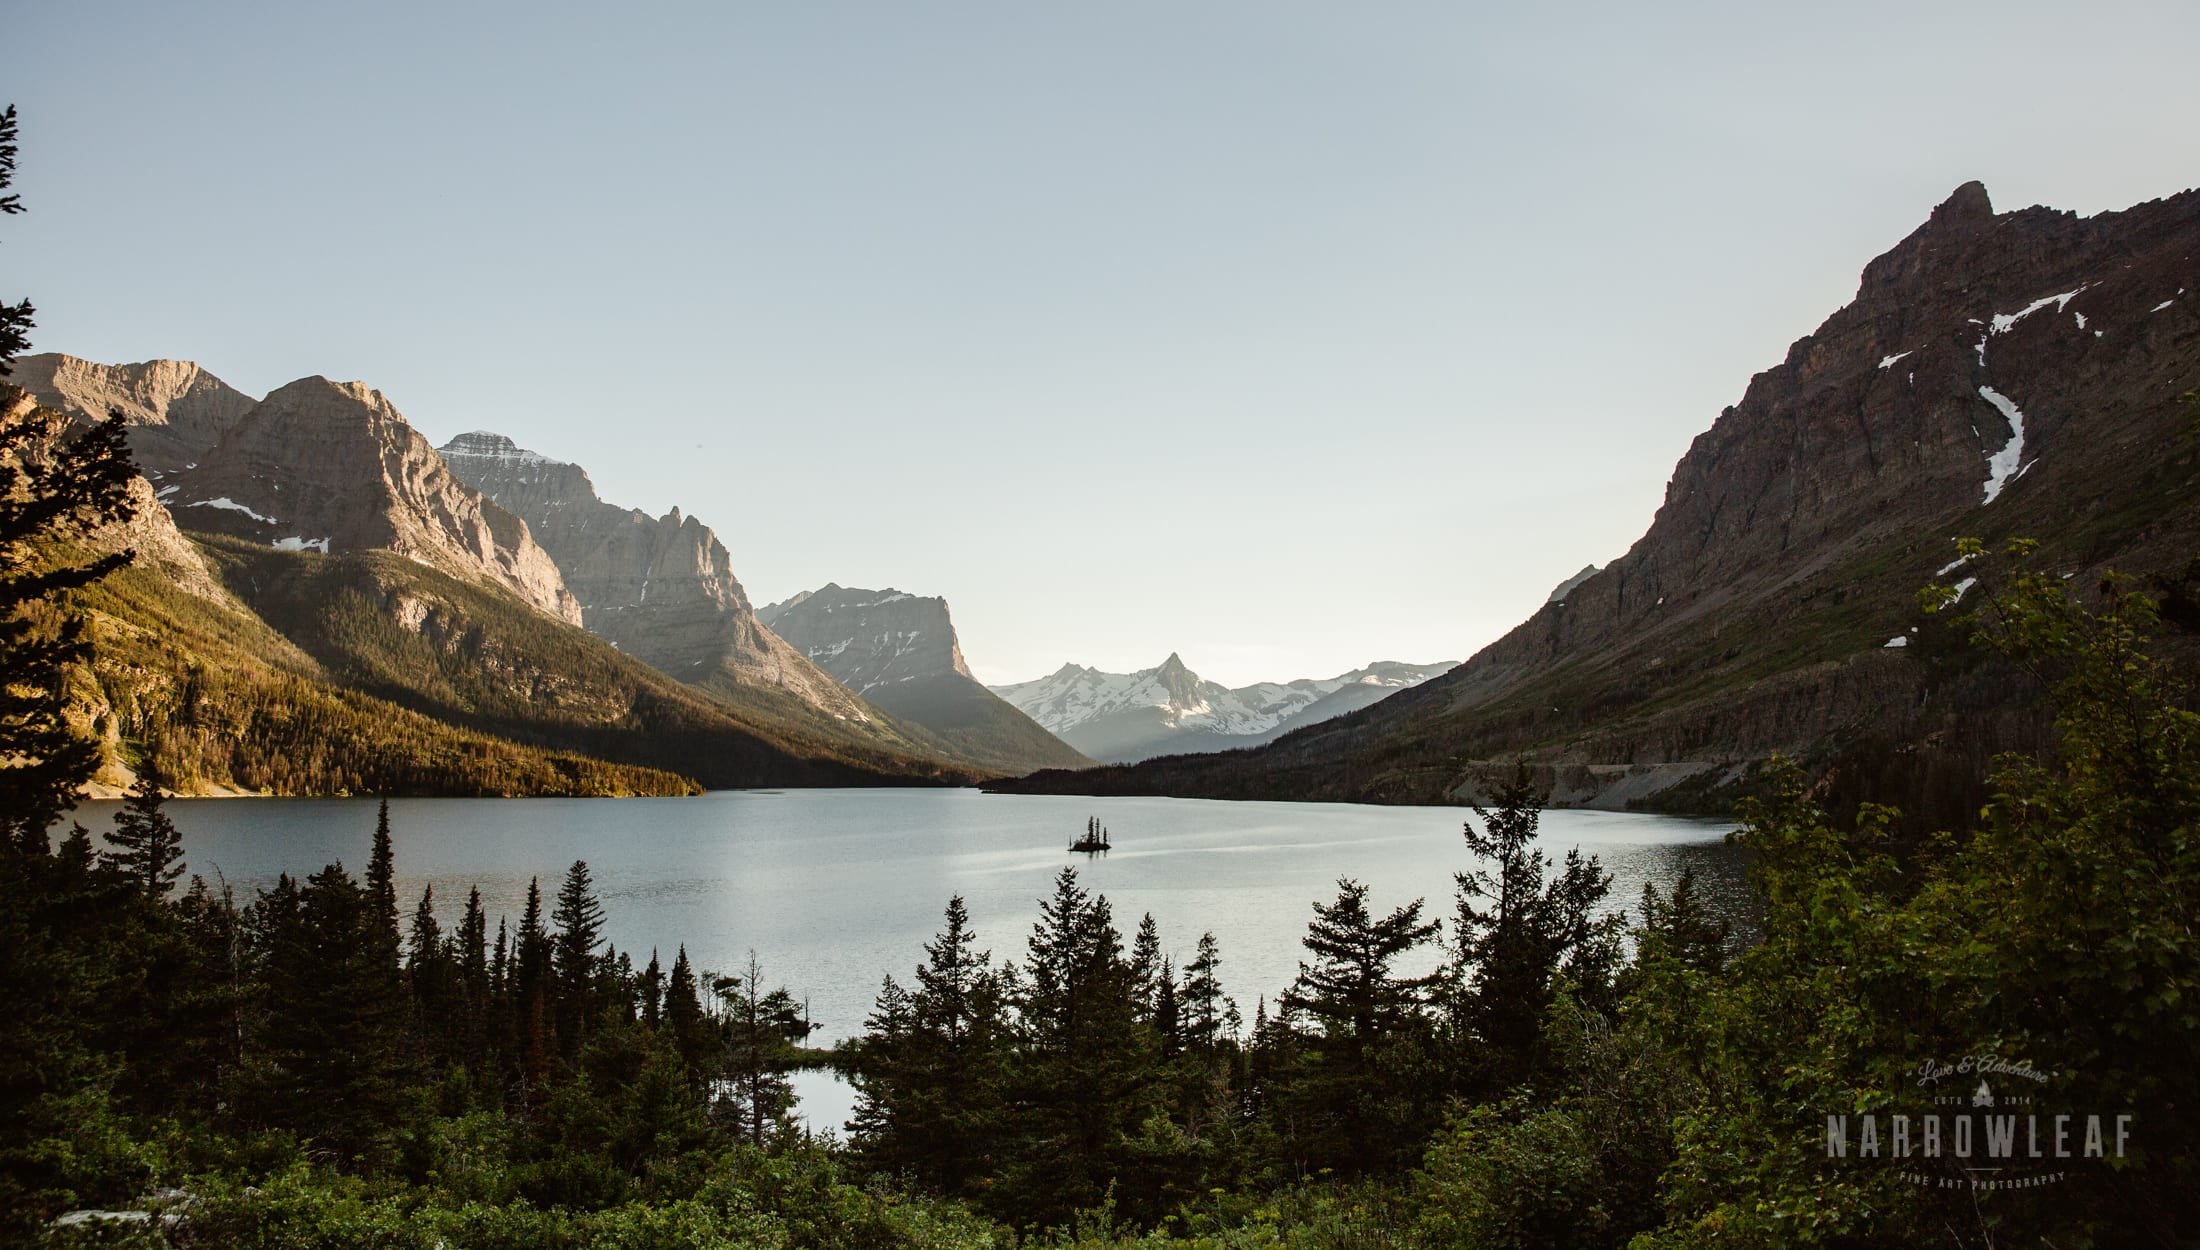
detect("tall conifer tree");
top-left (552, 859), bottom-right (605, 1057)
top-left (106, 767), bottom-right (183, 896)
top-left (1279, 878), bottom-right (1442, 1173)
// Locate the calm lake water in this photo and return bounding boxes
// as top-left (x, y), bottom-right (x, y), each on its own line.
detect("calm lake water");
top-left (71, 788), bottom-right (1746, 1131)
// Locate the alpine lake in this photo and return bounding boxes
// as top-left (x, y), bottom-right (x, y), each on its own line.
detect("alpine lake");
top-left (70, 788), bottom-right (1750, 1133)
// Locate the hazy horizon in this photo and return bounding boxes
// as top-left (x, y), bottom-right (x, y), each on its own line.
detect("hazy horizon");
top-left (10, 3), bottom-right (2198, 687)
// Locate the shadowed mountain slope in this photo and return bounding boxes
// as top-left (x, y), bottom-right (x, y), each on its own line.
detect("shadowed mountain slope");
top-left (996, 182), bottom-right (2200, 822)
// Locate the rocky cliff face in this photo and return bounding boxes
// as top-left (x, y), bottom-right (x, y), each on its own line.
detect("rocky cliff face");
top-left (12, 353), bottom-right (256, 474)
top-left (755, 583), bottom-right (1090, 773)
top-left (437, 432), bottom-right (877, 722)
top-left (999, 182), bottom-right (2200, 815)
top-left (166, 380), bottom-right (582, 623)
top-left (992, 654), bottom-right (1455, 763)
top-left (0, 384), bottom-right (226, 603)
top-left (756, 583), bottom-right (975, 691)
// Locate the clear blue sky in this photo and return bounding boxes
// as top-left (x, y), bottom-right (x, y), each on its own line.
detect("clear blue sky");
top-left (9, 2), bottom-right (2197, 686)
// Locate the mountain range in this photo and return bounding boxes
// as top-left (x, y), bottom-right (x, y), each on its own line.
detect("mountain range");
top-left (997, 181), bottom-right (2200, 825)
top-left (18, 357), bottom-right (1085, 793)
top-left (28, 179), bottom-right (2196, 813)
top-left (990, 654), bottom-right (1456, 763)
top-left (435, 433), bottom-right (889, 726)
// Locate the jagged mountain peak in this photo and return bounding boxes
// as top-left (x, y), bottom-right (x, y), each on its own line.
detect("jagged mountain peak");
top-left (440, 430), bottom-right (600, 496)
top-left (12, 352), bottom-right (257, 474)
top-left (443, 429), bottom-right (561, 464)
top-left (1934, 180), bottom-right (1994, 226)
top-left (150, 375), bottom-right (582, 623)
top-left (261, 375), bottom-right (411, 425)
top-left (757, 581), bottom-right (1086, 774)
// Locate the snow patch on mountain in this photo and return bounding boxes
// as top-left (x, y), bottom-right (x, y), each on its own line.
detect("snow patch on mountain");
top-left (1977, 386), bottom-right (2028, 504)
top-left (185, 497), bottom-right (277, 524)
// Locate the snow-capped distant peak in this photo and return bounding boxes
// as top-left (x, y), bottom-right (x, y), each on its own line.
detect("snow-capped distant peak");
top-left (440, 430), bottom-right (562, 466)
top-left (990, 655), bottom-right (1457, 761)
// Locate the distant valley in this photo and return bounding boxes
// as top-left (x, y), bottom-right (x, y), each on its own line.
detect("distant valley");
top-left (991, 654), bottom-right (1455, 763)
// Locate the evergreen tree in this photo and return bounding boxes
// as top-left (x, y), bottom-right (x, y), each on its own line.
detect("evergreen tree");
top-left (848, 894), bottom-right (1011, 1196)
top-left (252, 862), bottom-right (408, 1166)
top-left (406, 884), bottom-right (455, 1055)
top-left (406, 885), bottom-right (443, 972)
top-left (164, 873), bottom-right (247, 1116)
top-left (1128, 911), bottom-right (1163, 1021)
top-left (664, 945), bottom-right (706, 1075)
top-left (515, 876), bottom-right (554, 1087)
top-left (552, 859), bottom-right (606, 1057)
top-left (0, 237), bottom-right (134, 847)
top-left (1004, 868), bottom-right (1164, 1224)
top-left (1181, 931), bottom-right (1229, 1053)
top-left (1631, 865), bottom-right (1728, 976)
top-left (639, 949), bottom-right (664, 1030)
top-left (365, 800), bottom-right (399, 950)
top-left (1277, 878), bottom-right (1442, 1174)
top-left (1162, 930), bottom-right (1243, 1163)
top-left (710, 951), bottom-right (813, 1148)
top-left (456, 886), bottom-right (491, 1068)
top-left (608, 948), bottom-right (637, 1025)
top-left (0, 106), bottom-right (29, 365)
top-left (488, 914), bottom-right (515, 1080)
top-left (1449, 768), bottom-right (1621, 1094)
top-left (489, 915), bottom-right (510, 1002)
top-left (106, 766), bottom-right (183, 896)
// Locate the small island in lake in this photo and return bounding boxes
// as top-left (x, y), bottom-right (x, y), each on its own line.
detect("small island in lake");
top-left (1070, 816), bottom-right (1112, 854)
